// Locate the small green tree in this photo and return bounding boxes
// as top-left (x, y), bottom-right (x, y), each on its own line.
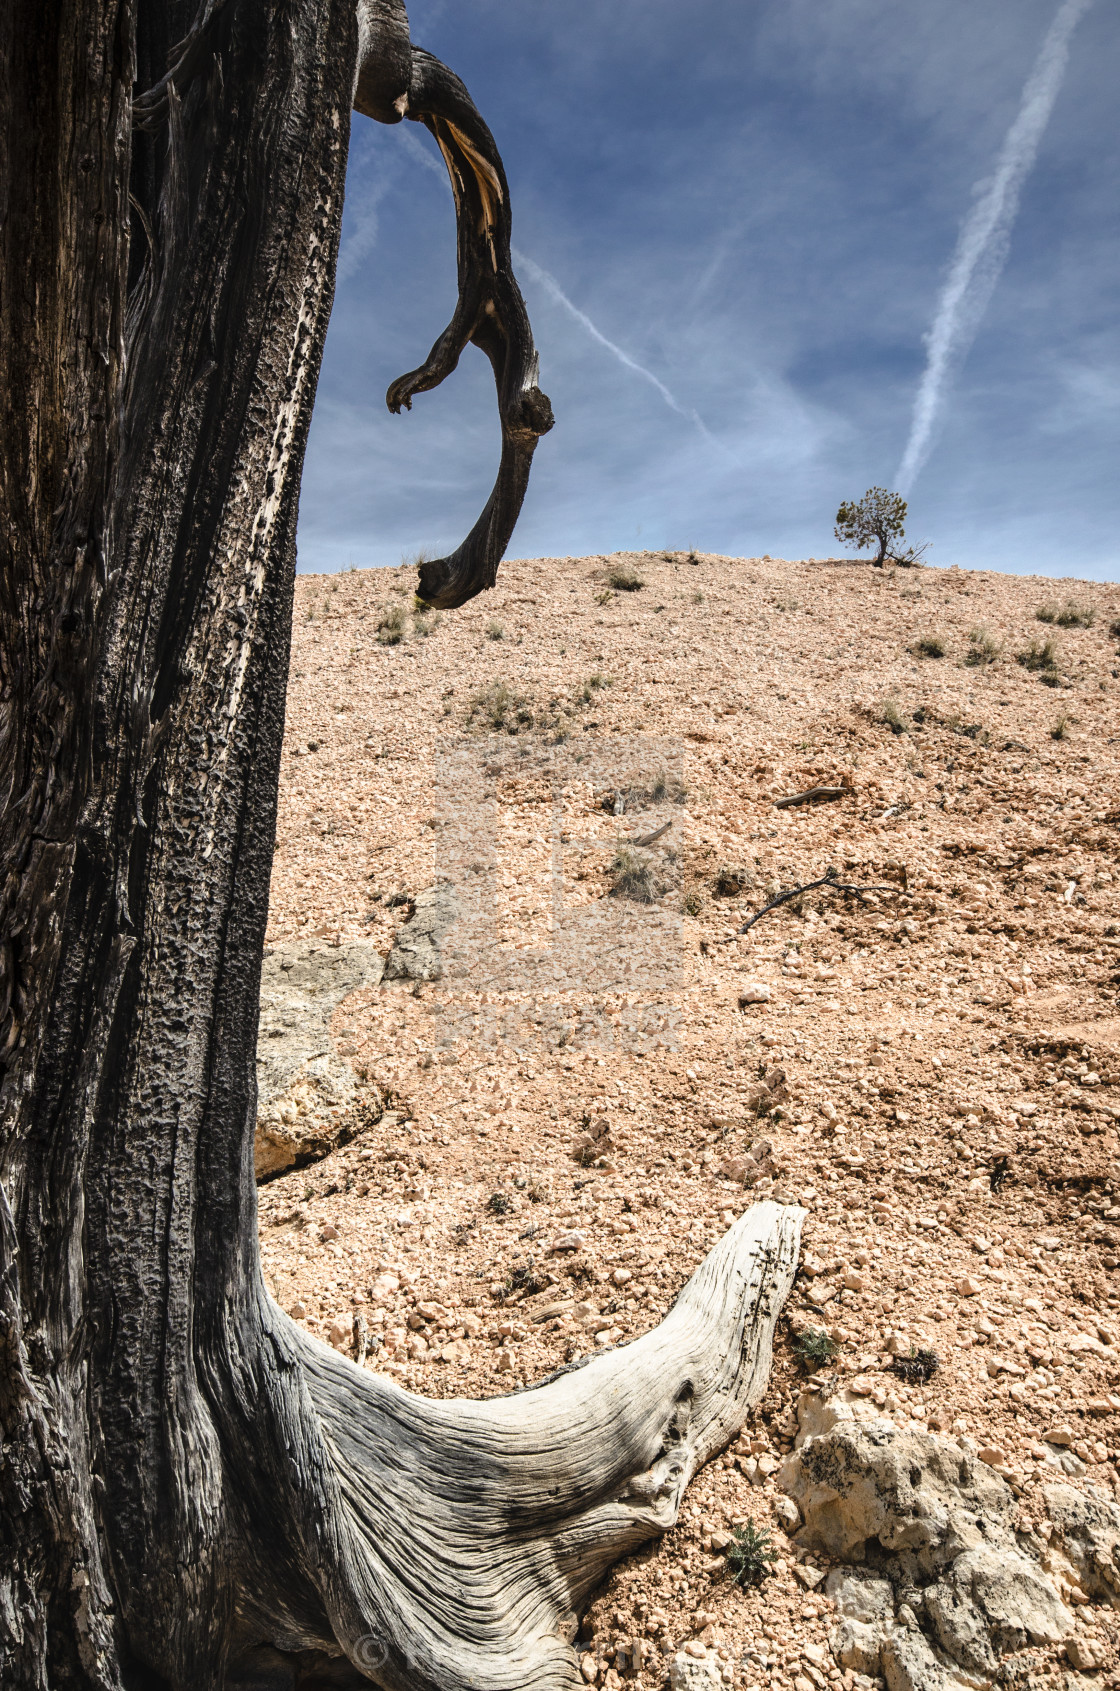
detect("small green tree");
top-left (835, 486), bottom-right (908, 567)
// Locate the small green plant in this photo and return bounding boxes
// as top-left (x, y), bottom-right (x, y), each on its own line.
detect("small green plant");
top-left (594, 589), bottom-right (615, 606)
top-left (486, 620), bottom-right (505, 641)
top-left (606, 566), bottom-right (644, 592)
top-left (376, 603), bottom-right (408, 646)
top-left (1016, 637), bottom-right (1058, 673)
top-left (608, 847), bottom-right (666, 904)
top-left (692, 591), bottom-right (705, 604)
top-left (1051, 714), bottom-right (1071, 741)
top-left (914, 633), bottom-right (946, 659)
top-left (880, 698), bottom-right (908, 735)
top-left (1037, 600), bottom-right (1095, 628)
top-left (834, 487), bottom-right (908, 567)
top-left (888, 1346), bottom-right (940, 1384)
top-left (794, 1328), bottom-right (840, 1370)
top-left (486, 1192), bottom-right (513, 1216)
top-left (466, 680), bottom-right (534, 735)
top-left (683, 889), bottom-right (704, 917)
top-left (728, 1520), bottom-right (778, 1588)
top-left (964, 627), bottom-right (1001, 667)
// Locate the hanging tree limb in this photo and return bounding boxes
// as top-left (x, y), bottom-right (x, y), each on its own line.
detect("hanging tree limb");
top-left (355, 1), bottom-right (554, 610)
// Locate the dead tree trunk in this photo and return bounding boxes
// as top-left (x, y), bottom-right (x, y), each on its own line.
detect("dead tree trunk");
top-left (0, 3), bottom-right (801, 1686)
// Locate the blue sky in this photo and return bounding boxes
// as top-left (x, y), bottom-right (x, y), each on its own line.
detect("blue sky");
top-left (297, 0), bottom-right (1120, 581)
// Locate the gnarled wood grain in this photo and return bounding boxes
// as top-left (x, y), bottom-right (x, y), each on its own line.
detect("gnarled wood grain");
top-left (1, 6), bottom-right (793, 1686)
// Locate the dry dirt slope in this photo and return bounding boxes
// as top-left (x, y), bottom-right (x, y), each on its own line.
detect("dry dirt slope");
top-left (257, 551), bottom-right (1120, 1689)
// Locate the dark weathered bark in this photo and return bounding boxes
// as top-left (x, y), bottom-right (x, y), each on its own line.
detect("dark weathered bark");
top-left (3, 0), bottom-right (358, 1678)
top-left (1, 5), bottom-right (798, 1687)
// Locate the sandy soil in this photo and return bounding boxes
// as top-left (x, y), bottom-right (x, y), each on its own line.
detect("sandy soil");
top-left (258, 551), bottom-right (1120, 1688)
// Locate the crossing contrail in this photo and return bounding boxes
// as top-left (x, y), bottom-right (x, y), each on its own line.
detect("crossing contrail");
top-left (896, 0), bottom-right (1093, 495)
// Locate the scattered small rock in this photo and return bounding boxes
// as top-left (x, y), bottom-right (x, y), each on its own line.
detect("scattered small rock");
top-left (670, 1650), bottom-right (722, 1691)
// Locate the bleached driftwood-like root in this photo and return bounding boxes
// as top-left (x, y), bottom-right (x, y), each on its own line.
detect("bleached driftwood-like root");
top-left (241, 1201), bottom-right (803, 1690)
top-left (354, 1), bottom-right (554, 610)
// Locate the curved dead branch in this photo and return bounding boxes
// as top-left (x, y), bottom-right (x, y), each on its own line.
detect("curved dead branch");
top-left (355, 7), bottom-right (554, 610)
top-left (232, 1201), bottom-right (803, 1689)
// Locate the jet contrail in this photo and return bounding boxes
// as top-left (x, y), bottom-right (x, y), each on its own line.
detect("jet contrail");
top-left (896, 0), bottom-right (1093, 495)
top-left (395, 125), bottom-right (710, 439)
top-left (512, 250), bottom-right (711, 439)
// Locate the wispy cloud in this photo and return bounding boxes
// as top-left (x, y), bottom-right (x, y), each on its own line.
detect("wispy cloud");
top-left (896, 0), bottom-right (1094, 495)
top-left (393, 122), bottom-right (448, 180)
top-left (336, 174), bottom-right (394, 284)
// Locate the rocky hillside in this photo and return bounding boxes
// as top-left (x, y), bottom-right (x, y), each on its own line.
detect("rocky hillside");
top-left (257, 552), bottom-right (1120, 1690)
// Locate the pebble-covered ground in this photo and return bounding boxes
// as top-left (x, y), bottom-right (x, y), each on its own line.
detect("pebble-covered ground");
top-left (259, 551), bottom-right (1120, 1688)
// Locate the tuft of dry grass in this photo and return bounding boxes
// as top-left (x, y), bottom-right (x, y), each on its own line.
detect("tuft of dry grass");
top-left (914, 632), bottom-right (946, 659)
top-left (963, 627), bottom-right (1002, 667)
top-left (608, 847), bottom-right (667, 904)
top-left (606, 566), bottom-right (644, 592)
top-left (1016, 637), bottom-right (1058, 673)
top-left (575, 672), bottom-right (612, 706)
top-left (880, 698), bottom-right (908, 734)
top-left (376, 603), bottom-right (408, 646)
top-left (1037, 600), bottom-right (1095, 628)
top-left (466, 680), bottom-right (534, 735)
top-left (714, 864), bottom-right (754, 897)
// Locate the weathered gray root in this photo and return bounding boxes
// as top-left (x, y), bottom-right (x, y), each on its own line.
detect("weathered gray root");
top-left (247, 1200), bottom-right (802, 1690)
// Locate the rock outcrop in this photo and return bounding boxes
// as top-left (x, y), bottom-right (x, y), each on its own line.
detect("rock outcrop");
top-left (1043, 1482), bottom-right (1120, 1607)
top-left (383, 882), bottom-right (458, 982)
top-left (254, 940), bottom-right (384, 1178)
top-left (782, 1392), bottom-right (1076, 1691)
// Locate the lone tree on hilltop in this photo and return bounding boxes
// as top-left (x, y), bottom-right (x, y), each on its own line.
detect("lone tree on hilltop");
top-left (835, 486), bottom-right (908, 567)
top-left (0, 1), bottom-right (800, 1686)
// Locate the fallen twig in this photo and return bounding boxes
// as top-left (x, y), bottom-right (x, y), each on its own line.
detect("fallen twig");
top-left (723, 868), bottom-right (898, 938)
top-left (629, 819), bottom-right (672, 847)
top-left (774, 786), bottom-right (847, 809)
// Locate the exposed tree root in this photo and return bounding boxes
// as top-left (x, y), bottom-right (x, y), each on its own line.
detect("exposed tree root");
top-left (231, 1202), bottom-right (803, 1689)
